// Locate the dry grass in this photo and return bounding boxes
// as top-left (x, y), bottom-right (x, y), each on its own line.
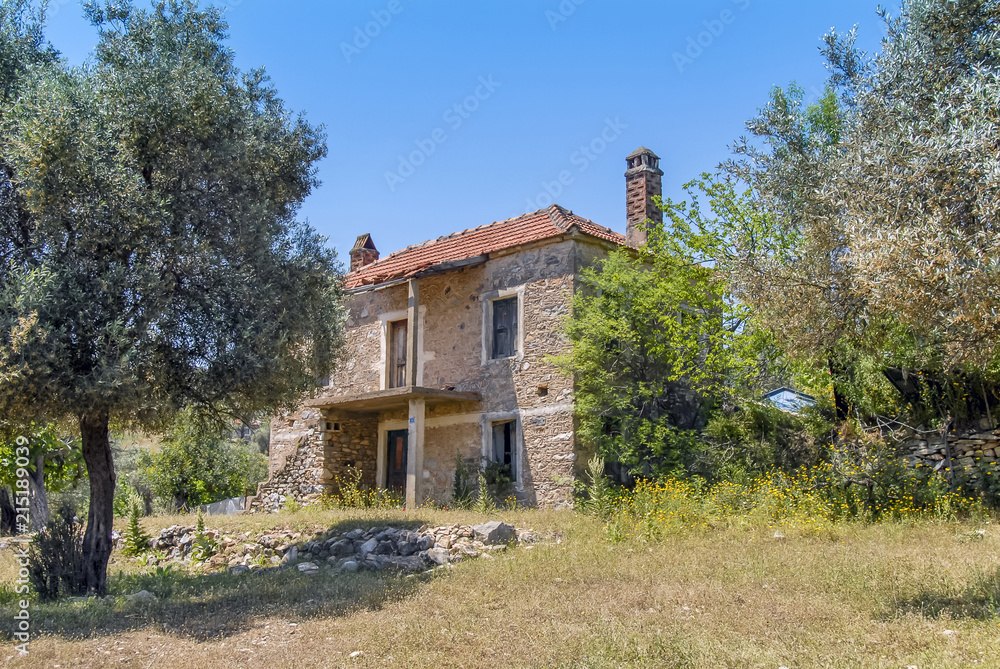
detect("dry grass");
top-left (3, 507), bottom-right (1000, 668)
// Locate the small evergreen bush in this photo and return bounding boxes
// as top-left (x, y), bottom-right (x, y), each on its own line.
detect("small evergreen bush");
top-left (120, 492), bottom-right (151, 557)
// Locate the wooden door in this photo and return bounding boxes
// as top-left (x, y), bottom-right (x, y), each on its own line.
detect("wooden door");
top-left (386, 429), bottom-right (408, 495)
top-left (388, 320), bottom-right (407, 388)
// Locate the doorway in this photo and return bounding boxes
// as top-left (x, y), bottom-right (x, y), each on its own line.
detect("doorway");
top-left (385, 429), bottom-right (408, 495)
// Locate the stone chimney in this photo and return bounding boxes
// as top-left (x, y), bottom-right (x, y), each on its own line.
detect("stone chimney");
top-left (349, 233), bottom-right (379, 272)
top-left (625, 146), bottom-right (663, 246)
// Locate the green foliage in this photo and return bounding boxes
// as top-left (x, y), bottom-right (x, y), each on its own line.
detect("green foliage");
top-left (602, 456), bottom-right (985, 543)
top-left (576, 455), bottom-right (613, 518)
top-left (1, 0), bottom-right (343, 433)
top-left (452, 451), bottom-right (474, 508)
top-left (27, 504), bottom-right (86, 601)
top-left (0, 423), bottom-right (83, 492)
top-left (703, 403), bottom-right (832, 476)
top-left (190, 508), bottom-right (217, 562)
top-left (0, 0), bottom-right (343, 588)
top-left (321, 466), bottom-right (402, 509)
top-left (722, 0), bottom-right (1000, 429)
top-left (558, 182), bottom-right (772, 475)
top-left (473, 470), bottom-right (497, 514)
top-left (138, 411), bottom-right (268, 511)
top-left (120, 492), bottom-right (151, 557)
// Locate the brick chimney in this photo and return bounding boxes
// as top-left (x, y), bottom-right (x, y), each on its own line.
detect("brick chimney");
top-left (625, 146), bottom-right (663, 246)
top-left (349, 233), bottom-right (379, 272)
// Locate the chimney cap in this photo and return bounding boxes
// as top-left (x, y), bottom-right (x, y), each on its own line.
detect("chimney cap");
top-left (352, 233), bottom-right (377, 252)
top-left (626, 146), bottom-right (660, 160)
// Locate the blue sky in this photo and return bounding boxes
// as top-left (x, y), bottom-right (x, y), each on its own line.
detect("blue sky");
top-left (43, 0), bottom-right (893, 265)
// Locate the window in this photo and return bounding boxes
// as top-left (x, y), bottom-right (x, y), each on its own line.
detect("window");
top-left (491, 296), bottom-right (518, 359)
top-left (491, 420), bottom-right (517, 481)
top-left (388, 319), bottom-right (407, 388)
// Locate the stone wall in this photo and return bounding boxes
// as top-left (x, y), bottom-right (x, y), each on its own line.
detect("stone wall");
top-left (900, 421), bottom-right (998, 478)
top-left (321, 414), bottom-right (378, 491)
top-left (249, 407), bottom-right (325, 513)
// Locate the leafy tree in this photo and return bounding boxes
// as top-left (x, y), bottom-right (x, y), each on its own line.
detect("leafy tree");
top-left (138, 410), bottom-right (268, 511)
top-left (559, 183), bottom-right (767, 477)
top-left (0, 1), bottom-right (341, 593)
top-left (0, 424), bottom-right (84, 533)
top-left (723, 0), bottom-right (1000, 413)
top-left (820, 0), bottom-right (1000, 367)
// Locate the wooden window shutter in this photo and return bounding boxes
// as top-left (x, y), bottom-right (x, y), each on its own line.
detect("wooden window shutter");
top-left (492, 297), bottom-right (517, 359)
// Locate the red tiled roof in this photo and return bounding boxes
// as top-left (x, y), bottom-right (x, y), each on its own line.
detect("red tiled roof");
top-left (345, 204), bottom-right (626, 289)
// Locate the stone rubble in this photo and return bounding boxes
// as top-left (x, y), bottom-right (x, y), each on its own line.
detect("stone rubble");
top-left (133, 521), bottom-right (541, 574)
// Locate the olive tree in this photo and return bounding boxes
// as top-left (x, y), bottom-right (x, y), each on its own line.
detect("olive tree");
top-left (726, 0), bottom-right (1000, 371)
top-left (0, 1), bottom-right (342, 593)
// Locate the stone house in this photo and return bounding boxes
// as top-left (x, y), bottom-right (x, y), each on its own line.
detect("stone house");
top-left (249, 147), bottom-right (665, 511)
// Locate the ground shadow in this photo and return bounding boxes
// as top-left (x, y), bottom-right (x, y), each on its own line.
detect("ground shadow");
top-left (0, 517), bottom-right (438, 642)
top-left (887, 567), bottom-right (1000, 621)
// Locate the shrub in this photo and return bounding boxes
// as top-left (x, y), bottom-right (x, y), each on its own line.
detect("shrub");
top-left (601, 453), bottom-right (985, 543)
top-left (120, 492), bottom-right (151, 557)
top-left (473, 470), bottom-right (497, 514)
top-left (321, 466), bottom-right (402, 509)
top-left (27, 504), bottom-right (86, 601)
top-left (138, 410), bottom-right (269, 511)
top-left (190, 509), bottom-right (217, 562)
top-left (452, 451), bottom-right (474, 508)
top-left (702, 402), bottom-right (831, 476)
top-left (576, 455), bottom-right (613, 518)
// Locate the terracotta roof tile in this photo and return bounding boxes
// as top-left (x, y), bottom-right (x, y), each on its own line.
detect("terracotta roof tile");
top-left (345, 204), bottom-right (626, 289)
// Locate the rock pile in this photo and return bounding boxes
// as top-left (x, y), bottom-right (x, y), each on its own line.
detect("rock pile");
top-left (136, 521), bottom-right (534, 574)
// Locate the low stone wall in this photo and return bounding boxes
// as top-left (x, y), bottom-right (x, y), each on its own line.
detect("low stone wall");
top-left (899, 422), bottom-right (998, 476)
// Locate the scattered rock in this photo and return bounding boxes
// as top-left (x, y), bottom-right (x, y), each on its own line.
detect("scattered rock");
top-left (125, 590), bottom-right (157, 602)
top-left (473, 521), bottom-right (516, 545)
top-left (358, 538), bottom-right (379, 556)
top-left (427, 547), bottom-right (450, 565)
top-left (228, 565), bottom-right (250, 576)
top-left (297, 562), bottom-right (320, 575)
top-left (281, 545), bottom-right (299, 566)
top-left (341, 560), bottom-right (359, 573)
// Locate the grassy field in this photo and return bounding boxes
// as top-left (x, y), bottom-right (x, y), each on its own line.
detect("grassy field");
top-left (2, 507), bottom-right (1000, 668)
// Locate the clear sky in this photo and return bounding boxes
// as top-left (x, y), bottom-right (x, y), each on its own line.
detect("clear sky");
top-left (42, 0), bottom-right (894, 265)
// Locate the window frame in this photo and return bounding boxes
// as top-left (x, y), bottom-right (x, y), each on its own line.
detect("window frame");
top-left (481, 413), bottom-right (522, 488)
top-left (481, 286), bottom-right (525, 364)
top-left (387, 318), bottom-right (408, 389)
top-left (491, 296), bottom-right (519, 360)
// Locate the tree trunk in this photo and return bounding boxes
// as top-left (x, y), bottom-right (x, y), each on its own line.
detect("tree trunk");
top-left (80, 411), bottom-right (115, 595)
top-left (828, 358), bottom-right (850, 422)
top-left (27, 454), bottom-right (50, 530)
top-left (0, 486), bottom-right (16, 535)
top-left (940, 416), bottom-right (955, 488)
